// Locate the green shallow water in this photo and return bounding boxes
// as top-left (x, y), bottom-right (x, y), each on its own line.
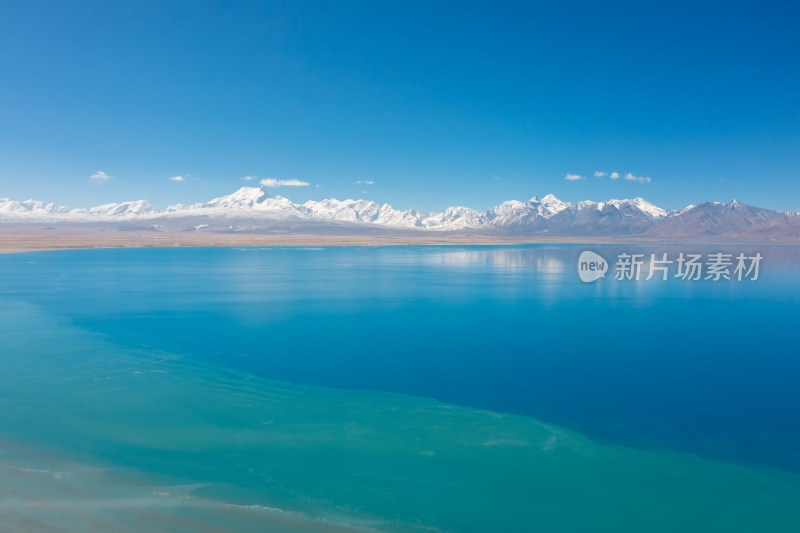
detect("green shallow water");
top-left (2, 298), bottom-right (800, 532)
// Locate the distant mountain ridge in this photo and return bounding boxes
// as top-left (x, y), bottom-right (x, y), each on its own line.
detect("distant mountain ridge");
top-left (2, 187), bottom-right (799, 240)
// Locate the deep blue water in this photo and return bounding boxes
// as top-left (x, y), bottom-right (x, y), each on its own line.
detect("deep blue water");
top-left (1, 244), bottom-right (799, 475)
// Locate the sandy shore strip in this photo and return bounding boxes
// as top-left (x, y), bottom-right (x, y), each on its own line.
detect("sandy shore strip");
top-left (0, 228), bottom-right (610, 254)
top-left (2, 227), bottom-right (792, 254)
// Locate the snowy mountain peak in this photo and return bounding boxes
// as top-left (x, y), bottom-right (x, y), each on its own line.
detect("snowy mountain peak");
top-left (203, 186), bottom-right (271, 209)
top-left (617, 197), bottom-right (667, 219)
top-left (540, 193), bottom-right (560, 203)
top-left (535, 194), bottom-right (569, 216)
top-left (186, 187), bottom-right (306, 217)
top-left (632, 198), bottom-right (667, 218)
top-left (87, 199), bottom-right (156, 216)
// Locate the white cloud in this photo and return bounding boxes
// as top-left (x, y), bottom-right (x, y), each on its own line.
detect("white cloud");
top-left (242, 176), bottom-right (256, 181)
top-left (354, 180), bottom-right (375, 185)
top-left (90, 170), bottom-right (112, 181)
top-left (564, 173), bottom-right (584, 181)
top-left (169, 176), bottom-right (185, 182)
top-left (492, 175), bottom-right (502, 180)
top-left (260, 178), bottom-right (310, 187)
top-left (591, 170), bottom-right (650, 183)
top-left (624, 172), bottom-right (651, 183)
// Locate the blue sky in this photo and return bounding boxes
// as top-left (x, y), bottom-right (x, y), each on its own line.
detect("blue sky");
top-left (2, 0), bottom-right (799, 212)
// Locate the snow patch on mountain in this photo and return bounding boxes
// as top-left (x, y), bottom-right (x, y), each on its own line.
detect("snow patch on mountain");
top-left (0, 198), bottom-right (73, 216)
top-left (86, 200), bottom-right (156, 216)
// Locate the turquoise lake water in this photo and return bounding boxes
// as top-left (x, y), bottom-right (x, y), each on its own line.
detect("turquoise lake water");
top-left (1, 245), bottom-right (799, 532)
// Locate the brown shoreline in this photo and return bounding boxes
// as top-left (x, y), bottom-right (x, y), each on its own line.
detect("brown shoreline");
top-left (0, 231), bottom-right (599, 254)
top-left (1, 228), bottom-right (797, 254)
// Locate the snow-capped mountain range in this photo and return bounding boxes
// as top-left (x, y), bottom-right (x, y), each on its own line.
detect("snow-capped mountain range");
top-left (0, 186), bottom-right (669, 227)
top-left (1, 186), bottom-right (798, 239)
